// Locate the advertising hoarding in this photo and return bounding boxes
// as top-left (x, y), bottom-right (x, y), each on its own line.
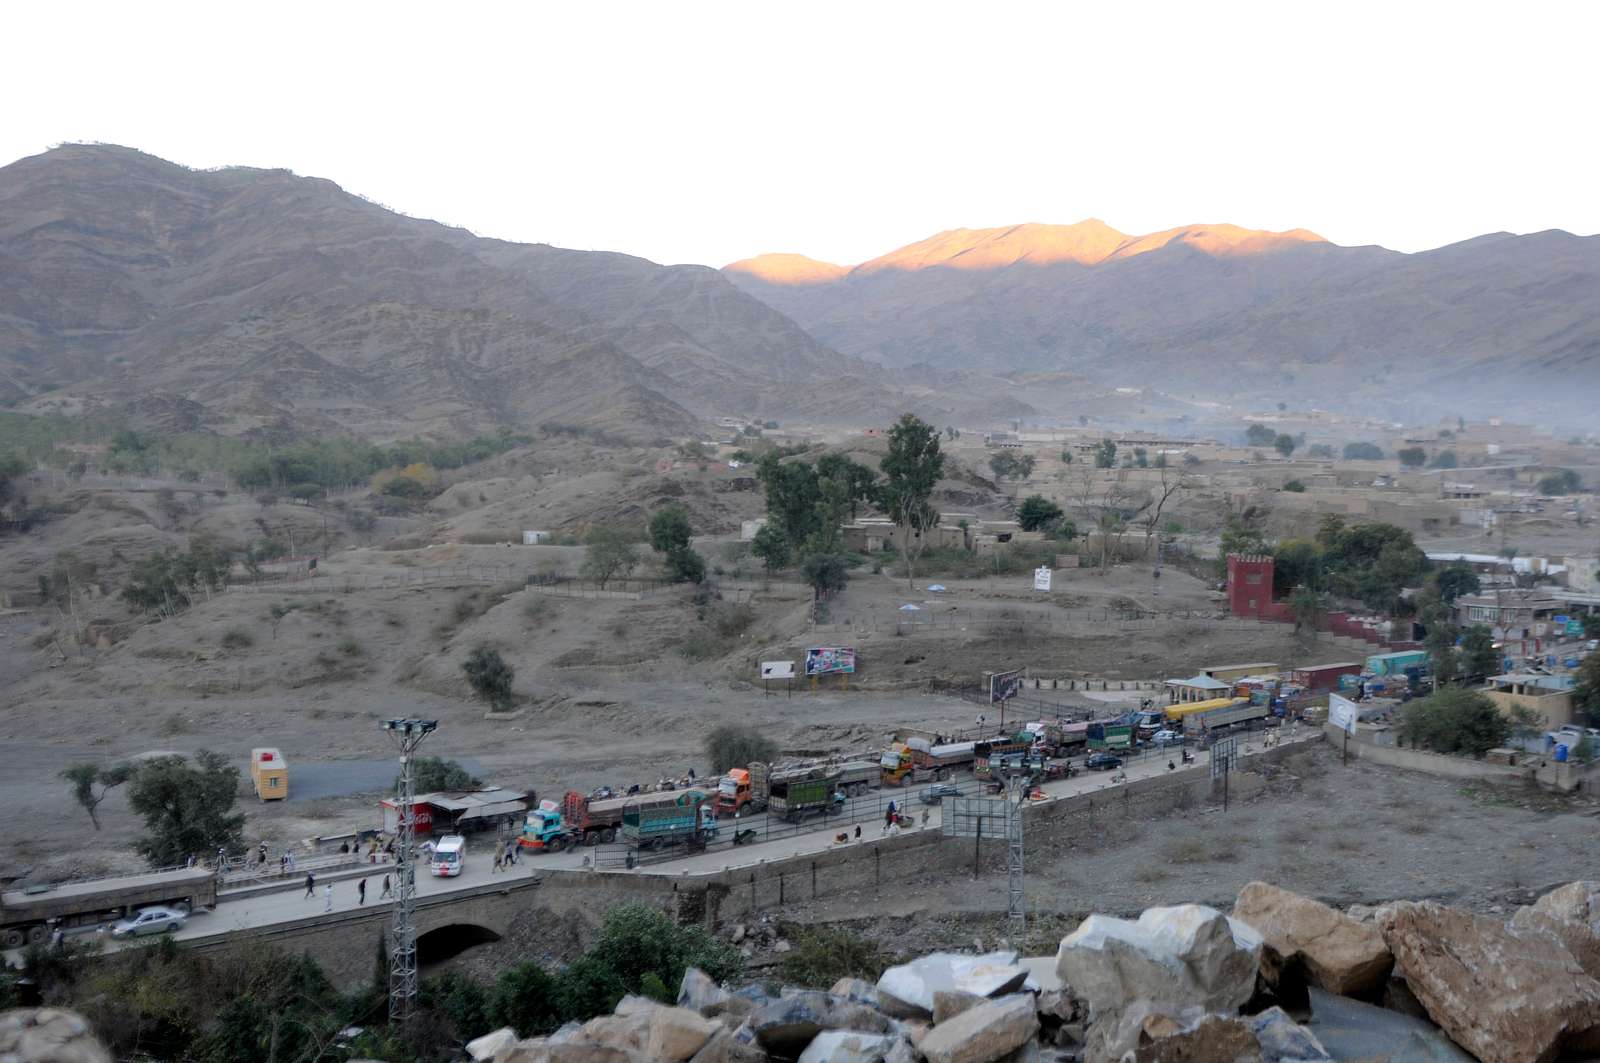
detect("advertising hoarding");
top-left (804, 646), bottom-right (857, 675)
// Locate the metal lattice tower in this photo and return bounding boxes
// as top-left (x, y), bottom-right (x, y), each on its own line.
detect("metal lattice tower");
top-left (1005, 773), bottom-right (1026, 933)
top-left (382, 718), bottom-right (437, 1026)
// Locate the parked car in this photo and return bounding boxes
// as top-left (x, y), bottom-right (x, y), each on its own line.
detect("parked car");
top-left (1085, 752), bottom-right (1123, 771)
top-left (1151, 729), bottom-right (1183, 746)
top-left (110, 905), bottom-right (187, 938)
top-left (920, 782), bottom-right (963, 805)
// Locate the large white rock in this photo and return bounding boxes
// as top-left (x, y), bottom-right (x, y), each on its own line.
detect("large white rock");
top-left (1055, 904), bottom-right (1263, 1022)
top-left (917, 994), bottom-right (1040, 1063)
top-left (466, 1026), bottom-right (518, 1060)
top-left (876, 951), bottom-right (1029, 1017)
top-left (680, 967), bottom-right (732, 1015)
top-left (796, 1029), bottom-right (902, 1063)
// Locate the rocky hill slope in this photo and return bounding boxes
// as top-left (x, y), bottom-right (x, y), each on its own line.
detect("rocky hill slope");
top-left (0, 145), bottom-right (897, 442)
top-left (726, 220), bottom-right (1600, 422)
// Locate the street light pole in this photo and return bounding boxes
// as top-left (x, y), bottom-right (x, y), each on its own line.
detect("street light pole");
top-left (382, 718), bottom-right (437, 1027)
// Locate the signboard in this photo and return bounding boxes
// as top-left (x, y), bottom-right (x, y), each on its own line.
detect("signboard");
top-left (804, 646), bottom-right (856, 676)
top-left (1567, 619), bottom-right (1585, 637)
top-left (1033, 566), bottom-right (1053, 592)
top-left (1554, 615), bottom-right (1571, 626)
top-left (942, 797), bottom-right (1010, 839)
top-left (1328, 693), bottom-right (1358, 735)
top-left (1209, 735), bottom-right (1239, 780)
top-left (760, 661), bottom-right (795, 680)
top-left (988, 668), bottom-right (1025, 704)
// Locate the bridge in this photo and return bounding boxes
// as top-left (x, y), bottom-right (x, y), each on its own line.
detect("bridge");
top-left (104, 726), bottom-right (1315, 990)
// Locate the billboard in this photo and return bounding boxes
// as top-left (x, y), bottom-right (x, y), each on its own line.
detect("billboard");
top-left (988, 668), bottom-right (1025, 703)
top-left (760, 661), bottom-right (795, 680)
top-left (1328, 693), bottom-right (1358, 735)
top-left (804, 646), bottom-right (857, 675)
top-left (1033, 566), bottom-right (1052, 591)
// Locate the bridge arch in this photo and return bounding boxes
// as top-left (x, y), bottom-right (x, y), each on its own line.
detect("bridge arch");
top-left (416, 922), bottom-right (502, 966)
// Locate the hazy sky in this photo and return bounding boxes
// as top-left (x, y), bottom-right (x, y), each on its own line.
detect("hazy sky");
top-left (6, 1), bottom-right (1597, 267)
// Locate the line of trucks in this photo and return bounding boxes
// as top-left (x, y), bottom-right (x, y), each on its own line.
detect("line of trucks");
top-left (1, 867), bottom-right (217, 950)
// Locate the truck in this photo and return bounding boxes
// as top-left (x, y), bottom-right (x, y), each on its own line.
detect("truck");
top-left (621, 791), bottom-right (719, 849)
top-left (973, 739), bottom-right (1032, 778)
top-left (2, 867), bottom-right (217, 948)
top-left (520, 799), bottom-right (577, 853)
top-left (769, 775), bottom-right (844, 822)
top-left (558, 787), bottom-right (709, 846)
top-left (879, 739), bottom-right (975, 787)
top-left (1086, 722), bottom-right (1133, 751)
top-left (1177, 699), bottom-right (1270, 735)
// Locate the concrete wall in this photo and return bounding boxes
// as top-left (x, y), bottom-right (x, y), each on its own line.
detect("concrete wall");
top-left (1483, 688), bottom-right (1574, 730)
top-left (1321, 724), bottom-right (1531, 783)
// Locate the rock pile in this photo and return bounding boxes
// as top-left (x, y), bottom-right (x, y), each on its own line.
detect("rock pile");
top-left (466, 879), bottom-right (1600, 1063)
top-left (0, 1008), bottom-right (112, 1063)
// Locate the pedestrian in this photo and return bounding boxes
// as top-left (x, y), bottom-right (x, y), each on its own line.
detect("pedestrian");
top-left (358, 879), bottom-right (367, 906)
top-left (380, 874), bottom-right (392, 898)
top-left (493, 850), bottom-right (503, 873)
top-left (339, 840), bottom-right (349, 854)
top-left (506, 841), bottom-right (518, 866)
top-left (185, 854), bottom-right (195, 868)
top-left (304, 872), bottom-right (316, 899)
top-left (279, 852), bottom-right (287, 873)
top-left (854, 824), bottom-right (861, 840)
top-left (50, 923), bottom-right (64, 951)
top-left (687, 767), bottom-right (696, 780)
top-left (258, 842), bottom-right (267, 865)
top-left (286, 850), bottom-right (296, 872)
top-left (323, 884), bottom-right (333, 912)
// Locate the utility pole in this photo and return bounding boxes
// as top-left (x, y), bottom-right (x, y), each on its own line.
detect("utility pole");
top-left (382, 718), bottom-right (437, 1026)
top-left (1005, 773), bottom-right (1026, 934)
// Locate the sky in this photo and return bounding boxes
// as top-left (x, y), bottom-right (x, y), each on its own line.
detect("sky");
top-left (5, 1), bottom-right (1598, 268)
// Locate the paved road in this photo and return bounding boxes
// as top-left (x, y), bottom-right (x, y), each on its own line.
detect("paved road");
top-left (146, 725), bottom-right (1316, 944)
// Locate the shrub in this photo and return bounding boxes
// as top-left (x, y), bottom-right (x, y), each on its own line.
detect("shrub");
top-left (336, 636), bottom-right (364, 657)
top-left (407, 757), bottom-right (481, 792)
top-left (1397, 688), bottom-right (1511, 756)
top-left (705, 724), bottom-right (779, 772)
top-left (462, 644), bottom-right (516, 710)
top-left (778, 927), bottom-right (891, 988)
top-left (220, 627), bottom-right (253, 650)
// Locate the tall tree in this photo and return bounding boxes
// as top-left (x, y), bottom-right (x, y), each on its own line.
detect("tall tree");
top-left (648, 503), bottom-right (704, 584)
top-left (60, 762), bottom-right (133, 830)
top-left (1016, 495), bottom-right (1064, 532)
top-left (755, 452), bottom-right (822, 547)
top-left (815, 454), bottom-right (879, 520)
top-left (750, 522), bottom-right (791, 578)
top-left (126, 751), bottom-right (246, 866)
top-left (879, 414), bottom-right (945, 590)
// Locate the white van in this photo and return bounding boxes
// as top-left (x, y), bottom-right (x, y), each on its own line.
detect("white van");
top-left (429, 835), bottom-right (466, 877)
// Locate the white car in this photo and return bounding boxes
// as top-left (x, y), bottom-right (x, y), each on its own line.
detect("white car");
top-left (110, 905), bottom-right (187, 938)
top-left (1152, 729), bottom-right (1184, 746)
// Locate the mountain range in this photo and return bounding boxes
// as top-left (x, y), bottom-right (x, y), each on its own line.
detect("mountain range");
top-left (1, 145), bottom-right (1016, 443)
top-left (725, 220), bottom-right (1600, 422)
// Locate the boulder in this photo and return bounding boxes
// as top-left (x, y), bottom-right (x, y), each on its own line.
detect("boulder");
top-left (681, 968), bottom-right (732, 1015)
top-left (1379, 900), bottom-right (1600, 1063)
top-left (686, 1027), bottom-right (769, 1063)
top-left (581, 1008), bottom-right (655, 1054)
top-left (1247, 1007), bottom-right (1330, 1062)
top-left (917, 994), bottom-right (1039, 1063)
top-left (931, 990), bottom-right (984, 1024)
top-left (1126, 1015), bottom-right (1260, 1063)
top-left (645, 1007), bottom-right (719, 1062)
top-left (1034, 988), bottom-right (1079, 1025)
top-left (796, 1030), bottom-right (902, 1063)
top-left (1303, 987), bottom-right (1474, 1062)
top-left (496, 1040), bottom-right (647, 1063)
top-left (876, 951), bottom-right (1029, 1018)
top-left (829, 978), bottom-right (880, 1006)
top-left (1512, 880), bottom-right (1600, 980)
top-left (1232, 881), bottom-right (1392, 997)
top-left (749, 991), bottom-right (894, 1056)
top-left (0, 1008), bottom-right (112, 1063)
top-left (466, 1026), bottom-right (518, 1060)
top-left (1056, 905), bottom-right (1262, 1022)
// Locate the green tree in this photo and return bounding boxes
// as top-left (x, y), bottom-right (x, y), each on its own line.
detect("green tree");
top-left (587, 904), bottom-right (741, 1001)
top-left (1573, 652), bottom-right (1600, 723)
top-left (1460, 625), bottom-right (1501, 678)
top-left (489, 962), bottom-right (561, 1037)
top-left (1436, 564), bottom-right (1481, 602)
top-left (816, 453), bottom-right (879, 520)
top-left (580, 528), bottom-right (639, 588)
top-left (1342, 442), bottom-right (1384, 460)
top-left (1133, 447), bottom-right (1149, 468)
top-left (801, 477), bottom-right (850, 557)
top-left (988, 451), bottom-right (1035, 481)
top-left (751, 522), bottom-right (791, 576)
top-left (408, 756), bottom-right (481, 792)
top-left (1537, 469), bottom-right (1582, 495)
top-left (60, 762), bottom-right (133, 830)
top-left (1093, 439), bottom-right (1117, 468)
top-left (1431, 450), bottom-right (1459, 469)
top-left (647, 503), bottom-right (693, 555)
top-left (1245, 424), bottom-right (1277, 447)
top-left (801, 553), bottom-right (848, 604)
top-left (1059, 449), bottom-right (1074, 465)
top-left (755, 451), bottom-right (822, 547)
top-left (462, 645), bottom-right (515, 710)
top-left (1425, 623), bottom-right (1460, 685)
top-left (1397, 688), bottom-right (1510, 755)
top-left (1283, 479), bottom-right (1306, 492)
top-left (126, 751), bottom-right (246, 866)
top-left (1273, 433), bottom-right (1296, 458)
top-left (1398, 447), bottom-right (1427, 468)
top-left (1016, 495), bottom-right (1064, 532)
top-left (880, 414), bottom-right (945, 590)
top-left (705, 724), bottom-right (779, 772)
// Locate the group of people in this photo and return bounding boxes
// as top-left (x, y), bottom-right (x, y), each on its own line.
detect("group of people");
top-left (491, 837), bottom-right (522, 872)
top-left (304, 870), bottom-right (393, 910)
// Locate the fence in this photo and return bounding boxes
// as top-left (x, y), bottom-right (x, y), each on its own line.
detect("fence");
top-left (810, 606), bottom-right (1237, 637)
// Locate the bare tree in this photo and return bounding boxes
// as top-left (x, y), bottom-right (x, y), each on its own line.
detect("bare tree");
top-left (1070, 466), bottom-right (1152, 574)
top-left (1140, 464), bottom-right (1191, 558)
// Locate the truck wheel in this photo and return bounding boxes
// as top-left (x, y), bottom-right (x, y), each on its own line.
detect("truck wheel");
top-left (547, 837), bottom-right (564, 853)
top-left (172, 902), bottom-right (190, 915)
top-left (26, 925), bottom-right (47, 945)
top-left (601, 828), bottom-right (617, 844)
top-left (2, 928), bottom-right (24, 949)
top-left (584, 832), bottom-right (599, 846)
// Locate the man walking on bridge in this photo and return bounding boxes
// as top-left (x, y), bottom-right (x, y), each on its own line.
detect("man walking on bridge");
top-left (304, 872), bottom-right (315, 899)
top-left (323, 883), bottom-right (333, 913)
top-left (380, 874), bottom-right (392, 899)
